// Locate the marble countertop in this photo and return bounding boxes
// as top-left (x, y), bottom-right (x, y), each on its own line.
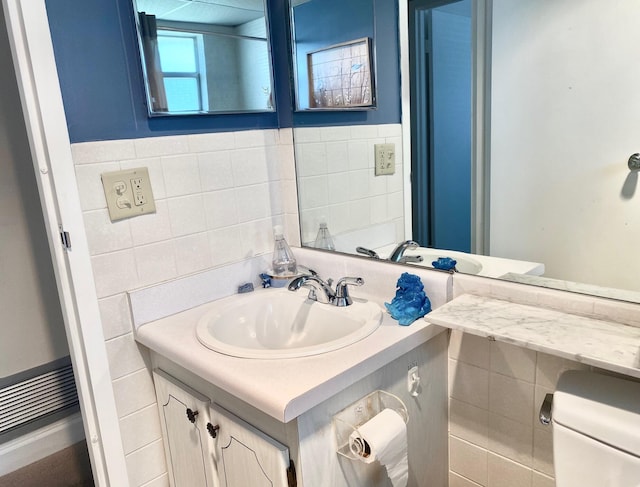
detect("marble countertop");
top-left (135, 289), bottom-right (446, 423)
top-left (426, 294), bottom-right (640, 379)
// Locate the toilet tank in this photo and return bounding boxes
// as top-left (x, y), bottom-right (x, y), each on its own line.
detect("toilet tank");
top-left (552, 370), bottom-right (640, 486)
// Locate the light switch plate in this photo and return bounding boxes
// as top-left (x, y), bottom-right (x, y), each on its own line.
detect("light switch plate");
top-left (101, 167), bottom-right (156, 222)
top-left (374, 143), bottom-right (396, 175)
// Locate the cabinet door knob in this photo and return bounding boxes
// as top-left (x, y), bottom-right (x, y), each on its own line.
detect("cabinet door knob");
top-left (186, 408), bottom-right (199, 423)
top-left (207, 423), bottom-right (220, 438)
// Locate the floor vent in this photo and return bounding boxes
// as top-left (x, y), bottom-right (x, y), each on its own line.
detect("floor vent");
top-left (0, 362), bottom-right (79, 441)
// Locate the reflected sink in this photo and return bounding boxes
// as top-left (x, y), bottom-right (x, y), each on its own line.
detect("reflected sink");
top-left (407, 249), bottom-right (483, 275)
top-left (195, 288), bottom-right (383, 359)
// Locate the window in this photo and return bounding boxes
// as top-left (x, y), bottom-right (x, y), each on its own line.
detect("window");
top-left (157, 30), bottom-right (208, 112)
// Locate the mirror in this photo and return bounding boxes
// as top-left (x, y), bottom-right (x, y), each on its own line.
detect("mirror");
top-left (290, 0), bottom-right (376, 110)
top-left (134, 0), bottom-right (274, 115)
top-left (293, 0), bottom-right (640, 303)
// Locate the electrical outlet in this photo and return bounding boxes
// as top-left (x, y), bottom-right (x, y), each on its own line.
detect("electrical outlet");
top-left (131, 177), bottom-right (143, 191)
top-left (375, 143), bottom-right (396, 175)
top-left (101, 167), bottom-right (156, 222)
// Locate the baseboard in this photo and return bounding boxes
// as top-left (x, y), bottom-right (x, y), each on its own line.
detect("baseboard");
top-left (0, 412), bottom-right (85, 476)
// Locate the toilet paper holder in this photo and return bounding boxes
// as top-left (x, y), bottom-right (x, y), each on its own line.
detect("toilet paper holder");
top-left (333, 390), bottom-right (408, 460)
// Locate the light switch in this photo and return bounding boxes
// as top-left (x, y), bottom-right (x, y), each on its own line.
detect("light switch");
top-left (101, 167), bottom-right (156, 222)
top-left (375, 143), bottom-right (396, 175)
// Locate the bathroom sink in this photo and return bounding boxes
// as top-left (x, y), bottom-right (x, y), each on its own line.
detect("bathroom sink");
top-left (195, 288), bottom-right (383, 359)
top-left (406, 249), bottom-right (483, 274)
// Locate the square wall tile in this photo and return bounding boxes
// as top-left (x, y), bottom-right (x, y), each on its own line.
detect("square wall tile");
top-left (239, 218), bottom-right (275, 258)
top-left (98, 293), bottom-right (134, 340)
top-left (208, 227), bottom-right (245, 266)
top-left (174, 233), bottom-right (212, 276)
top-left (125, 439), bottom-right (167, 487)
top-left (130, 200), bottom-right (172, 247)
top-left (72, 139), bottom-right (136, 164)
top-left (134, 135), bottom-right (188, 158)
top-left (449, 359), bottom-right (490, 410)
top-left (487, 453), bottom-right (532, 487)
top-left (187, 131), bottom-right (235, 153)
top-left (83, 209), bottom-right (132, 256)
top-left (449, 472), bottom-right (484, 487)
top-left (450, 436), bottom-right (488, 486)
top-left (105, 333), bottom-right (149, 381)
top-left (119, 404), bottom-right (163, 455)
top-left (75, 162), bottom-right (120, 211)
top-left (347, 140), bottom-right (369, 170)
top-left (198, 151), bottom-right (234, 191)
top-left (489, 373), bottom-right (535, 425)
top-left (203, 189), bottom-right (238, 229)
top-left (488, 413), bottom-right (533, 467)
top-left (533, 425), bottom-right (554, 477)
top-left (161, 154), bottom-right (201, 197)
top-left (231, 147), bottom-right (269, 186)
top-left (449, 331), bottom-right (490, 369)
top-left (325, 142), bottom-right (349, 173)
top-left (134, 241), bottom-right (178, 288)
top-left (167, 194), bottom-right (207, 237)
top-left (235, 184), bottom-right (270, 222)
top-left (92, 249), bottom-right (139, 298)
top-left (490, 341), bottom-right (536, 383)
top-left (112, 368), bottom-right (157, 418)
top-left (535, 352), bottom-right (588, 389)
top-left (296, 143), bottom-right (328, 177)
top-left (298, 176), bottom-right (328, 210)
top-left (532, 471), bottom-right (555, 487)
top-left (450, 398), bottom-right (489, 449)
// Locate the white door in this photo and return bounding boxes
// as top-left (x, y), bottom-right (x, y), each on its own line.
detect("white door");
top-left (210, 403), bottom-right (292, 487)
top-left (153, 370), bottom-right (218, 487)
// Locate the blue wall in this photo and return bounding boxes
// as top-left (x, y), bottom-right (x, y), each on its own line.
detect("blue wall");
top-left (431, 7), bottom-right (471, 252)
top-left (292, 0), bottom-right (401, 127)
top-left (45, 0), bottom-right (400, 143)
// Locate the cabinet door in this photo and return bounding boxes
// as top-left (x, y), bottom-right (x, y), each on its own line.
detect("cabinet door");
top-left (210, 404), bottom-right (291, 487)
top-left (153, 370), bottom-right (217, 487)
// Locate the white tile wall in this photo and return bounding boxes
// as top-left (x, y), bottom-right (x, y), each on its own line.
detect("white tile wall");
top-left (448, 329), bottom-right (593, 486)
top-left (73, 128), bottom-right (298, 486)
top-left (447, 272), bottom-right (640, 486)
top-left (294, 124), bottom-right (405, 247)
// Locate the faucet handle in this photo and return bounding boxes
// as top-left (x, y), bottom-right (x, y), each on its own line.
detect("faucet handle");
top-left (334, 277), bottom-right (364, 307)
top-left (356, 247), bottom-right (380, 259)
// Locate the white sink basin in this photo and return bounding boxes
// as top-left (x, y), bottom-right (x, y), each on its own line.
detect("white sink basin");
top-left (195, 288), bottom-right (383, 359)
top-left (407, 249), bottom-right (483, 274)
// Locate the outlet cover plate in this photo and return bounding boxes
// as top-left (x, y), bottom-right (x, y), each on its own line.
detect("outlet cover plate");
top-left (101, 167), bottom-right (156, 222)
top-left (375, 143), bottom-right (396, 175)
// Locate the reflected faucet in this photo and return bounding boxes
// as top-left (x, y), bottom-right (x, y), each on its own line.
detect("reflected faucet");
top-left (288, 274), bottom-right (364, 307)
top-left (357, 240), bottom-right (424, 264)
top-left (388, 240), bottom-right (423, 263)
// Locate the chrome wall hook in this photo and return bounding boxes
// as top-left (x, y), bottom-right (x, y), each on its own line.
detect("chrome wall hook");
top-left (628, 153), bottom-right (640, 171)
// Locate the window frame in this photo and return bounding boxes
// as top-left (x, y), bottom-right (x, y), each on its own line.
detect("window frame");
top-left (157, 29), bottom-right (209, 113)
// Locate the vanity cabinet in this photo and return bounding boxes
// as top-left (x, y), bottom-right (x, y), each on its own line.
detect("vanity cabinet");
top-left (146, 330), bottom-right (449, 487)
top-left (153, 370), bottom-right (293, 487)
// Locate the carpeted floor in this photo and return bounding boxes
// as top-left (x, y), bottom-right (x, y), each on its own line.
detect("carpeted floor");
top-left (0, 441), bottom-right (94, 487)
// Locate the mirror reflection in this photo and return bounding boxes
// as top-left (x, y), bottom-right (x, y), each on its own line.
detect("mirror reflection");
top-left (294, 0), bottom-right (640, 302)
top-left (134, 0), bottom-right (274, 115)
top-left (290, 0), bottom-right (376, 110)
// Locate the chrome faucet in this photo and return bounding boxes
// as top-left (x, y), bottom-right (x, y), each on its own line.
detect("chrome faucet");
top-left (388, 240), bottom-right (423, 262)
top-left (288, 274), bottom-right (364, 307)
top-left (356, 240), bottom-right (424, 264)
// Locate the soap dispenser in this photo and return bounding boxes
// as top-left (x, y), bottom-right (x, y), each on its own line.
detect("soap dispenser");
top-left (271, 225), bottom-right (297, 276)
top-left (314, 220), bottom-right (336, 251)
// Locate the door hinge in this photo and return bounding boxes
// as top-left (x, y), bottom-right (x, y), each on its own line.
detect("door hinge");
top-left (287, 459), bottom-right (297, 487)
top-left (59, 225), bottom-right (71, 250)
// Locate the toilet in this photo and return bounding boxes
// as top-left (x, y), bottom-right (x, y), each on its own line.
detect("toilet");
top-left (552, 370), bottom-right (640, 486)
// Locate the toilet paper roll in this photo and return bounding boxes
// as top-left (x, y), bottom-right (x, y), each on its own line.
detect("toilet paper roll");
top-left (348, 408), bottom-right (408, 487)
